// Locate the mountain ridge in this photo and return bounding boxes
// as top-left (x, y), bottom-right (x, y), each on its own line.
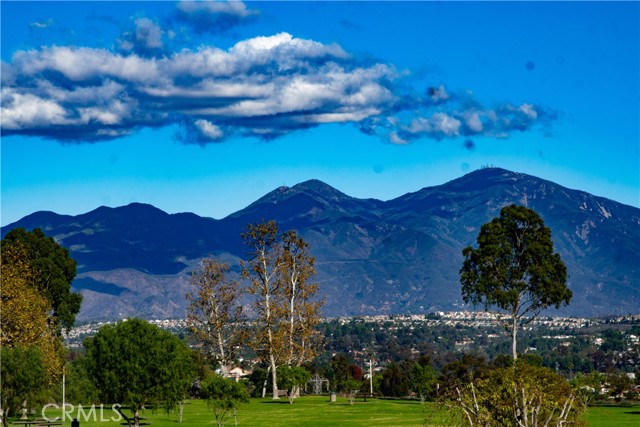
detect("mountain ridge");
top-left (3, 168), bottom-right (638, 321)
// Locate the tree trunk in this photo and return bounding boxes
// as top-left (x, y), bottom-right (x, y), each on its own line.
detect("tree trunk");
top-left (288, 289), bottom-right (296, 366)
top-left (217, 328), bottom-right (225, 366)
top-left (134, 409), bottom-right (140, 427)
top-left (262, 365), bottom-right (271, 398)
top-left (2, 405), bottom-right (8, 427)
top-left (270, 353), bottom-right (279, 400)
top-left (512, 316), bottom-right (518, 361)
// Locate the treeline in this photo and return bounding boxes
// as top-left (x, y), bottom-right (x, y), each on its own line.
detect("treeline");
top-left (321, 318), bottom-right (640, 378)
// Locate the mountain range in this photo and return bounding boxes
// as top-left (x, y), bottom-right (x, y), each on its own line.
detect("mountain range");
top-left (2, 167), bottom-right (638, 321)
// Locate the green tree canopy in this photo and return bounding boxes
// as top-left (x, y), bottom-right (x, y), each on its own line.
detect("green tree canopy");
top-left (380, 361), bottom-right (411, 397)
top-left (330, 353), bottom-right (357, 393)
top-left (411, 358), bottom-right (438, 403)
top-left (200, 373), bottom-right (249, 427)
top-left (277, 366), bottom-right (311, 403)
top-left (0, 346), bottom-right (47, 427)
top-left (84, 319), bottom-right (194, 427)
top-left (1, 228), bottom-right (82, 332)
top-left (460, 204), bottom-right (571, 360)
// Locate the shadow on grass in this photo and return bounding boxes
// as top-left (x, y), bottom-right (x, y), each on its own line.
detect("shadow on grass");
top-left (330, 402), bottom-right (373, 406)
top-left (623, 411), bottom-right (640, 415)
top-left (589, 403), bottom-right (637, 408)
top-left (377, 399), bottom-right (423, 405)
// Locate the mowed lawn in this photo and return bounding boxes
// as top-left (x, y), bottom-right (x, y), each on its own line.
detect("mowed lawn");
top-left (37, 396), bottom-right (639, 427)
top-left (586, 405), bottom-right (640, 427)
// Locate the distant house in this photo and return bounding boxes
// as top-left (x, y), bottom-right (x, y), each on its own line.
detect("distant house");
top-left (228, 367), bottom-right (250, 382)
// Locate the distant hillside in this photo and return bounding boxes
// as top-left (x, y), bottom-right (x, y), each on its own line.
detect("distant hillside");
top-left (3, 168), bottom-right (639, 321)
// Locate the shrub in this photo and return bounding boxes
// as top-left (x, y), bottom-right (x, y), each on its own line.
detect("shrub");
top-left (448, 362), bottom-right (585, 427)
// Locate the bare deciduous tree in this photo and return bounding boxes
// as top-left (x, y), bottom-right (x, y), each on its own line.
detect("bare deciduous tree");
top-left (186, 259), bottom-right (245, 368)
top-left (242, 220), bottom-right (286, 400)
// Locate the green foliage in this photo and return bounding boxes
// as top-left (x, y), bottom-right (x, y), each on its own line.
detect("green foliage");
top-left (520, 353), bottom-right (543, 367)
top-left (246, 368), bottom-right (269, 398)
top-left (277, 366), bottom-right (311, 403)
top-left (200, 373), bottom-right (249, 427)
top-left (571, 372), bottom-right (605, 404)
top-left (277, 366), bottom-right (311, 393)
top-left (460, 204), bottom-right (571, 359)
top-left (1, 228), bottom-right (82, 332)
top-left (605, 371), bottom-right (634, 401)
top-left (439, 354), bottom-right (489, 396)
top-left (330, 353), bottom-right (362, 393)
top-left (411, 359), bottom-right (438, 402)
top-left (84, 319), bottom-right (194, 419)
top-left (0, 346), bottom-right (47, 426)
top-left (380, 361), bottom-right (411, 397)
top-left (65, 355), bottom-right (100, 404)
top-left (450, 362), bottom-right (585, 427)
top-left (600, 329), bottom-right (626, 352)
top-left (461, 204), bottom-right (570, 313)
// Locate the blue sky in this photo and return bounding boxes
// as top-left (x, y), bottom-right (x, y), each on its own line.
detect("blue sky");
top-left (2, 1), bottom-right (638, 226)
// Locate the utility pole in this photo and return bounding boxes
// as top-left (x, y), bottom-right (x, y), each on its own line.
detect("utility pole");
top-left (62, 371), bottom-right (66, 424)
top-left (368, 358), bottom-right (373, 394)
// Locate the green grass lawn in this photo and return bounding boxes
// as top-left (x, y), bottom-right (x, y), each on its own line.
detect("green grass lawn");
top-left (585, 404), bottom-right (640, 427)
top-left (30, 396), bottom-right (639, 427)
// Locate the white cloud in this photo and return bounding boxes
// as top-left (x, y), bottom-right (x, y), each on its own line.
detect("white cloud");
top-left (389, 131), bottom-right (408, 145)
top-left (177, 0), bottom-right (256, 18)
top-left (407, 113), bottom-right (462, 138)
top-left (1, 90), bottom-right (70, 129)
top-left (124, 18), bottom-right (164, 53)
top-left (175, 0), bottom-right (258, 34)
top-left (463, 111), bottom-right (483, 132)
top-left (12, 47), bottom-right (162, 83)
top-left (2, 33), bottom-right (398, 141)
top-left (1, 27), bottom-right (552, 143)
top-left (194, 119), bottom-right (224, 140)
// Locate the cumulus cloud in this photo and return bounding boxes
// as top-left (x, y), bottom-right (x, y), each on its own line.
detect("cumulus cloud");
top-left (1, 26), bottom-right (555, 144)
top-left (388, 99), bottom-right (554, 144)
top-left (1, 33), bottom-right (397, 142)
top-left (175, 0), bottom-right (257, 34)
top-left (118, 18), bottom-right (165, 57)
top-left (194, 119), bottom-right (224, 140)
top-left (407, 113), bottom-right (462, 139)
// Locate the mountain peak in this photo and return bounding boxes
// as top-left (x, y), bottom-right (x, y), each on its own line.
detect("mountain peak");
top-left (249, 179), bottom-right (351, 207)
top-left (292, 179), bottom-right (351, 200)
top-left (432, 167), bottom-right (535, 194)
top-left (2, 168), bottom-right (638, 321)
